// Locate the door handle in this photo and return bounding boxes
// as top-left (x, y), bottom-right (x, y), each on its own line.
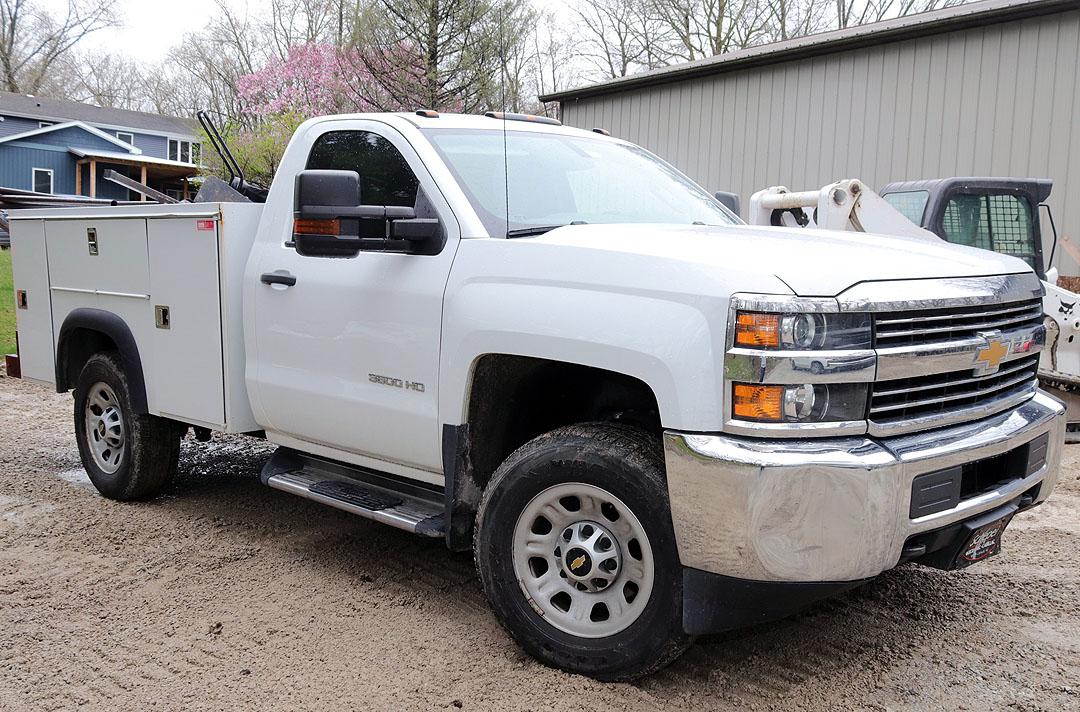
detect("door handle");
top-left (261, 271), bottom-right (296, 287)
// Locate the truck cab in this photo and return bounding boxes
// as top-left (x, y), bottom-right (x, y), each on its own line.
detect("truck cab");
top-left (8, 112), bottom-right (1067, 681)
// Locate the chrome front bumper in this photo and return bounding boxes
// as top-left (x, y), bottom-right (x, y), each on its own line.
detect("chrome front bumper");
top-left (663, 390), bottom-right (1066, 583)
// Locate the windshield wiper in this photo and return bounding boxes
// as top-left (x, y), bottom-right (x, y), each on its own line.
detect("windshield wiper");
top-left (506, 221), bottom-right (587, 238)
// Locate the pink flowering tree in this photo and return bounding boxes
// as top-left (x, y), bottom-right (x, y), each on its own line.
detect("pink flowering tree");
top-left (237, 43), bottom-right (375, 118)
top-left (214, 42), bottom-right (427, 184)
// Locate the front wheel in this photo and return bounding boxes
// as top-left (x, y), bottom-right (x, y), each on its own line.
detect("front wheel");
top-left (474, 423), bottom-right (692, 680)
top-left (74, 352), bottom-right (181, 500)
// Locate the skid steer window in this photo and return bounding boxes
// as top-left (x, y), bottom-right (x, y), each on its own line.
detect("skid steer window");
top-left (941, 194), bottom-right (1037, 269)
top-left (883, 191), bottom-right (928, 225)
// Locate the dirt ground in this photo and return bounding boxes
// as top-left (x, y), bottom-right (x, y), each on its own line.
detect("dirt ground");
top-left (1, 373), bottom-right (1078, 712)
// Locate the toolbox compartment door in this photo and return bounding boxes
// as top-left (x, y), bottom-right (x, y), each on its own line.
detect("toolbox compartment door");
top-left (10, 219), bottom-right (56, 383)
top-left (45, 218), bottom-right (153, 393)
top-left (147, 217), bottom-right (225, 427)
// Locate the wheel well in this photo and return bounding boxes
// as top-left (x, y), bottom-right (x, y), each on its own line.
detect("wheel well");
top-left (57, 327), bottom-right (116, 391)
top-left (56, 309), bottom-right (148, 413)
top-left (444, 354), bottom-right (661, 550)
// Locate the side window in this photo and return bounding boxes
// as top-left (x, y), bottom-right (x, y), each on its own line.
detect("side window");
top-left (883, 191), bottom-right (929, 225)
top-left (941, 194), bottom-right (1036, 269)
top-left (306, 130), bottom-right (419, 208)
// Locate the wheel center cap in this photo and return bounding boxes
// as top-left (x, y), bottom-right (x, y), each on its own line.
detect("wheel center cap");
top-left (97, 421), bottom-right (106, 436)
top-left (564, 547), bottom-right (592, 577)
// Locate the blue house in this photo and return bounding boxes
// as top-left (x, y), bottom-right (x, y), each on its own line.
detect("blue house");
top-left (0, 92), bottom-right (200, 201)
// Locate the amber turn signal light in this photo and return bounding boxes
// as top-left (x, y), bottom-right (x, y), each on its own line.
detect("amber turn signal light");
top-left (294, 218), bottom-right (340, 235)
top-left (734, 312), bottom-right (780, 347)
top-left (732, 384), bottom-right (783, 421)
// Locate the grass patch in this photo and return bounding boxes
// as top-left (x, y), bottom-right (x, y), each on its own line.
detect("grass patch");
top-left (0, 249), bottom-right (14, 355)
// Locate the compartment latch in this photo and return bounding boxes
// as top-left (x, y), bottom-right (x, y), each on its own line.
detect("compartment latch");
top-left (155, 305), bottom-right (171, 329)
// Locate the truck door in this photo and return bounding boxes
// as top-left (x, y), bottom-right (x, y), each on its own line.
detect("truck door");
top-left (248, 122), bottom-right (459, 477)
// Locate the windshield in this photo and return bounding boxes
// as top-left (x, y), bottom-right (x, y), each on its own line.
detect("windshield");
top-left (421, 128), bottom-right (739, 237)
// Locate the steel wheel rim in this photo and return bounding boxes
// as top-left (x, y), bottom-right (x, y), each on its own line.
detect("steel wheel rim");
top-left (84, 382), bottom-right (125, 474)
top-left (512, 482), bottom-right (655, 638)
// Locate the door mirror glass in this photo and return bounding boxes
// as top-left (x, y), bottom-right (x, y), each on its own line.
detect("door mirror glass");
top-left (713, 191), bottom-right (740, 217)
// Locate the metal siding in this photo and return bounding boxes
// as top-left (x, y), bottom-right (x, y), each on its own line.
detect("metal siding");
top-left (561, 9), bottom-right (1080, 274)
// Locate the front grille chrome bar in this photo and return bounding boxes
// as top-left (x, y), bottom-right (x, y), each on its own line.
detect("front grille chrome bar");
top-left (872, 356), bottom-right (1036, 398)
top-left (874, 299), bottom-right (1043, 347)
top-left (871, 369), bottom-right (1036, 415)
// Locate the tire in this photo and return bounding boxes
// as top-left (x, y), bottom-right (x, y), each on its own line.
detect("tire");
top-left (474, 422), bottom-right (693, 680)
top-left (74, 351), bottom-right (181, 501)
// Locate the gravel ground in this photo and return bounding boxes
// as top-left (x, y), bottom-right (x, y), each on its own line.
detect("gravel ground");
top-left (1, 373), bottom-right (1079, 712)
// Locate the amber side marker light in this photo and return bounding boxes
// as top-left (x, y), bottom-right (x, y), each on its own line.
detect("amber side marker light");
top-left (734, 312), bottom-right (780, 347)
top-left (732, 384), bottom-right (783, 421)
top-left (294, 218), bottom-right (340, 235)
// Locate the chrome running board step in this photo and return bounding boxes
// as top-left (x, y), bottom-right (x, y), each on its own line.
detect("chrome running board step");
top-left (261, 448), bottom-right (445, 538)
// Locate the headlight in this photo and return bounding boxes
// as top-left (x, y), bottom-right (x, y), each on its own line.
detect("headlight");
top-left (734, 311), bottom-right (871, 350)
top-left (732, 382), bottom-right (868, 423)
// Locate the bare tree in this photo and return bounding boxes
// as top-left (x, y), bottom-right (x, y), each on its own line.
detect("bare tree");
top-left (837, 0), bottom-right (970, 29)
top-left (763, 0), bottom-right (829, 41)
top-left (619, 0), bottom-right (773, 65)
top-left (353, 0), bottom-right (531, 112)
top-left (531, 9), bottom-right (580, 113)
top-left (575, 0), bottom-right (650, 78)
top-left (0, 0), bottom-right (118, 93)
top-left (68, 51), bottom-right (144, 108)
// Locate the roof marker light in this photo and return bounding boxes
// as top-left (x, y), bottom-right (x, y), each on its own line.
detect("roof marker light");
top-left (483, 111), bottom-right (562, 126)
top-left (591, 127), bottom-right (610, 135)
top-left (415, 109), bottom-right (440, 118)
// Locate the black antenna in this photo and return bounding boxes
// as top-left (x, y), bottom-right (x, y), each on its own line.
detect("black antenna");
top-left (499, 6), bottom-right (509, 237)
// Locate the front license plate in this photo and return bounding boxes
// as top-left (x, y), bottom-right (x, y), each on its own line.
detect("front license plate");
top-left (954, 513), bottom-right (1014, 568)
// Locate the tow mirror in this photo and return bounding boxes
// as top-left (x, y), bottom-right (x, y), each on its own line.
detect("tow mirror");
top-left (714, 191), bottom-right (741, 217)
top-left (292, 169), bottom-right (441, 256)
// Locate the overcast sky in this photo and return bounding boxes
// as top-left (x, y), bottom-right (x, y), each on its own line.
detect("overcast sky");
top-left (44, 0), bottom-right (571, 64)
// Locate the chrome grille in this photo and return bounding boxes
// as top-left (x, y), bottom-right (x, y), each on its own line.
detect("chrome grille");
top-left (870, 354), bottom-right (1039, 425)
top-left (873, 298), bottom-right (1043, 348)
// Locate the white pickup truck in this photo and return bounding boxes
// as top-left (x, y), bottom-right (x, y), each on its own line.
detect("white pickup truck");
top-left (9, 111), bottom-right (1066, 680)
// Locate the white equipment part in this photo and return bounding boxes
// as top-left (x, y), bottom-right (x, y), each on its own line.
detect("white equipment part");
top-left (748, 178), bottom-right (1080, 435)
top-left (749, 179), bottom-right (939, 239)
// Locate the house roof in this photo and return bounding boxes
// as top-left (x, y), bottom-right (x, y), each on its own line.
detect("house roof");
top-left (540, 0), bottom-right (1080, 103)
top-left (68, 147), bottom-right (197, 174)
top-left (0, 120), bottom-right (142, 154)
top-left (0, 91), bottom-right (198, 138)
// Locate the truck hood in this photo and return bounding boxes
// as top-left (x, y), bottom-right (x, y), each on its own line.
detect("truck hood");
top-left (532, 223), bottom-right (1031, 296)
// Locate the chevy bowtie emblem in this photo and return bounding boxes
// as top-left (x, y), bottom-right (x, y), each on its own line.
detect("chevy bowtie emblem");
top-left (974, 334), bottom-right (1009, 373)
top-left (570, 555), bottom-right (587, 571)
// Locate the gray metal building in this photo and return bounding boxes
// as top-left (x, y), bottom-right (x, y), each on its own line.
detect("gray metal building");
top-left (542, 0), bottom-right (1080, 274)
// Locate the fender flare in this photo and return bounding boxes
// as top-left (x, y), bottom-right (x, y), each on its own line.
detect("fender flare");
top-left (56, 308), bottom-right (149, 414)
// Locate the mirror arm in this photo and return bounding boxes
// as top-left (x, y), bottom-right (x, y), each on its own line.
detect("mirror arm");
top-left (300, 204), bottom-right (417, 220)
top-left (391, 217), bottom-right (441, 242)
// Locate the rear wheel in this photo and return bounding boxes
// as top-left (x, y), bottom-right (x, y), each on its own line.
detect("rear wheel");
top-left (474, 423), bottom-right (692, 680)
top-left (74, 352), bottom-right (181, 500)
